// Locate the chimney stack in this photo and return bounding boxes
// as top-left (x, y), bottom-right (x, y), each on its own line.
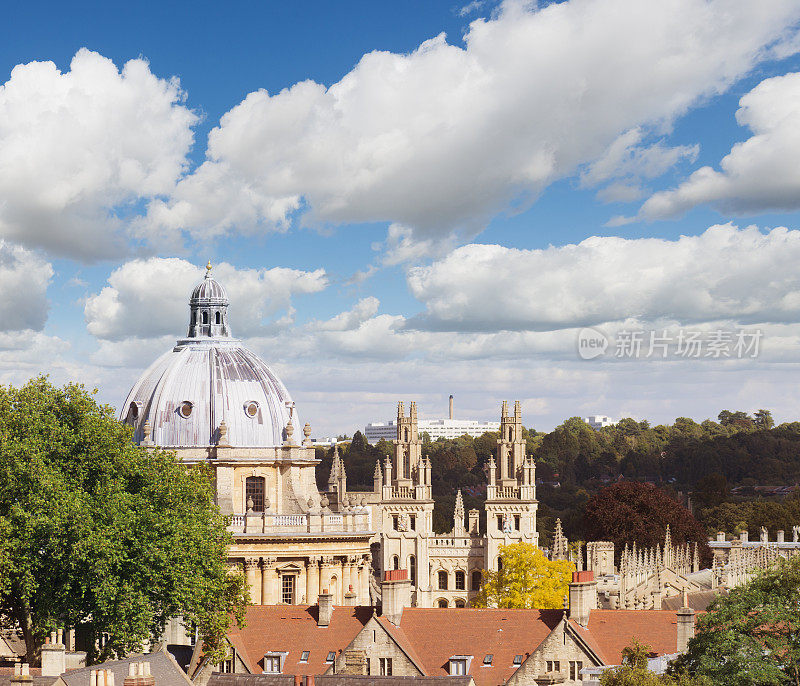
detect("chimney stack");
top-left (41, 628), bottom-right (66, 676)
top-left (11, 664), bottom-right (32, 686)
top-left (449, 395), bottom-right (454, 420)
top-left (90, 670), bottom-right (115, 686)
top-left (381, 570), bottom-right (411, 626)
top-left (676, 605), bottom-right (696, 652)
top-left (318, 590), bottom-right (333, 627)
top-left (777, 530), bottom-right (785, 543)
top-left (123, 662), bottom-right (154, 686)
top-left (568, 571), bottom-right (597, 628)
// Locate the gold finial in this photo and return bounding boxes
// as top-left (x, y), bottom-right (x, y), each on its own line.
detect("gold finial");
top-left (205, 259), bottom-right (212, 276)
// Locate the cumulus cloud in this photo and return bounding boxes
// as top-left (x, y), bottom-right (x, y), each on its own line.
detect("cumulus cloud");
top-left (0, 241), bottom-right (53, 331)
top-left (641, 72), bottom-right (800, 219)
top-left (0, 49), bottom-right (197, 259)
top-left (84, 257), bottom-right (327, 343)
top-left (406, 224), bottom-right (800, 331)
top-left (140, 0), bottom-right (800, 249)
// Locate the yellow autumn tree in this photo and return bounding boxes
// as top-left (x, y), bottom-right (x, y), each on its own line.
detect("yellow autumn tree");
top-left (471, 542), bottom-right (575, 609)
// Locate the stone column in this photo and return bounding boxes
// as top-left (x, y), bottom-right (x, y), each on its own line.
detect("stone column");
top-left (359, 558), bottom-right (371, 605)
top-left (262, 557), bottom-right (277, 605)
top-left (320, 556), bottom-right (333, 596)
top-left (344, 556), bottom-right (356, 596)
top-left (245, 558), bottom-right (262, 604)
top-left (336, 558), bottom-right (346, 604)
top-left (307, 557), bottom-right (321, 604)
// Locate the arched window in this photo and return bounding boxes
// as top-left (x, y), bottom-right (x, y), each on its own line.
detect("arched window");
top-left (437, 598), bottom-right (448, 608)
top-left (471, 570), bottom-right (482, 591)
top-left (409, 555), bottom-right (416, 586)
top-left (438, 570), bottom-right (448, 590)
top-left (508, 454), bottom-right (514, 479)
top-left (455, 570), bottom-right (465, 590)
top-left (192, 312), bottom-right (197, 325)
top-left (215, 311), bottom-right (221, 324)
top-left (403, 453), bottom-right (410, 479)
top-left (454, 599), bottom-right (466, 608)
top-left (392, 555), bottom-right (400, 571)
top-left (404, 427), bottom-right (409, 442)
top-left (497, 557), bottom-right (503, 572)
top-left (245, 476), bottom-right (265, 512)
top-left (507, 426), bottom-right (513, 441)
top-left (202, 311), bottom-right (208, 324)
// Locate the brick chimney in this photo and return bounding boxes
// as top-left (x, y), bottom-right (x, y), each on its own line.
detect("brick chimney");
top-left (381, 570), bottom-right (411, 626)
top-left (318, 589), bottom-right (333, 627)
top-left (568, 571), bottom-right (596, 628)
top-left (41, 630), bottom-right (66, 677)
top-left (123, 662), bottom-right (154, 686)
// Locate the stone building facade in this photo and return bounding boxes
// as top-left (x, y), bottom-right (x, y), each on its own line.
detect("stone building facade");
top-left (337, 400), bottom-right (539, 608)
top-left (121, 265), bottom-right (374, 609)
top-left (189, 571), bottom-right (695, 686)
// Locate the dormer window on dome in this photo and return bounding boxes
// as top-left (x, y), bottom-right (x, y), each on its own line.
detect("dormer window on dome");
top-left (179, 401), bottom-right (193, 418)
top-left (245, 401), bottom-right (259, 418)
top-left (187, 261), bottom-right (232, 339)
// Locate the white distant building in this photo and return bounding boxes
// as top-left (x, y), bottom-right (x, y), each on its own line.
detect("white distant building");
top-left (364, 394), bottom-right (500, 444)
top-left (585, 415), bottom-right (616, 429)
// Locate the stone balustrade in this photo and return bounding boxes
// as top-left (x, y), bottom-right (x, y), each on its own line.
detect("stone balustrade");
top-left (228, 510), bottom-right (371, 535)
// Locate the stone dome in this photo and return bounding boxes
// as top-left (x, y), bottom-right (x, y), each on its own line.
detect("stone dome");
top-left (120, 265), bottom-right (298, 448)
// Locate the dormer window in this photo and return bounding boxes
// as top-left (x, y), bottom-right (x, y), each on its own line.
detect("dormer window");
top-left (179, 401), bottom-right (193, 418)
top-left (326, 652), bottom-right (336, 663)
top-left (449, 656), bottom-right (472, 675)
top-left (245, 401), bottom-right (259, 418)
top-left (483, 655), bottom-right (493, 666)
top-left (513, 655), bottom-right (523, 666)
top-left (263, 652), bottom-right (287, 674)
top-left (299, 651), bottom-right (309, 663)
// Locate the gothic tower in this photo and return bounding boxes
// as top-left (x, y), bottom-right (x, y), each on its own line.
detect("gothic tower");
top-left (377, 401), bottom-right (434, 606)
top-left (484, 400), bottom-right (538, 570)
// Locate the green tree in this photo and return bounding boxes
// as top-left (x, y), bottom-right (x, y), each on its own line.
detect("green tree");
top-left (754, 409), bottom-right (775, 430)
top-left (0, 377), bottom-right (248, 665)
top-left (670, 556), bottom-right (800, 685)
top-left (600, 640), bottom-right (712, 686)
top-left (471, 543), bottom-right (574, 609)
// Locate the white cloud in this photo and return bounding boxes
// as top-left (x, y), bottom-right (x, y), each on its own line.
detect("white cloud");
top-left (0, 49), bottom-right (197, 259)
top-left (406, 224), bottom-right (800, 331)
top-left (84, 258), bottom-right (328, 343)
top-left (581, 127), bottom-right (698, 200)
top-left (642, 72), bottom-right (800, 219)
top-left (141, 0), bottom-right (800, 249)
top-left (0, 240), bottom-right (53, 331)
top-left (315, 297), bottom-right (380, 331)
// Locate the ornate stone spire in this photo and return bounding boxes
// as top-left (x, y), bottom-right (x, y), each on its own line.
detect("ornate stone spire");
top-left (453, 490), bottom-right (465, 535)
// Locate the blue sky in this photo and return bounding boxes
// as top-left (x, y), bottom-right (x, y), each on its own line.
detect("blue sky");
top-left (3, 0), bottom-right (800, 436)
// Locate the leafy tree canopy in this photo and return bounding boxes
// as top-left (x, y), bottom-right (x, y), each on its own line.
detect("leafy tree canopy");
top-left (0, 377), bottom-right (248, 665)
top-left (600, 640), bottom-right (712, 686)
top-left (471, 542), bottom-right (574, 609)
top-left (583, 482), bottom-right (710, 565)
top-left (670, 556), bottom-right (800, 686)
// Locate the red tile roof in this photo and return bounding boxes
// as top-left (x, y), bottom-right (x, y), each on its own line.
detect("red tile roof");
top-left (228, 605), bottom-right (373, 677)
top-left (583, 610), bottom-right (679, 664)
top-left (391, 608), bottom-right (563, 686)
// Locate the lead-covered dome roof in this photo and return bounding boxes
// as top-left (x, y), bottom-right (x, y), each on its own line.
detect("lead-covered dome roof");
top-left (120, 264), bottom-right (298, 448)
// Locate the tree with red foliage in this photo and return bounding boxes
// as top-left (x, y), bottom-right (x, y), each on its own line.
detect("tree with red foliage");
top-left (583, 482), bottom-right (711, 566)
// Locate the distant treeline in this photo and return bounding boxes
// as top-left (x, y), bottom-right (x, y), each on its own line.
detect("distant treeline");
top-left (317, 409), bottom-right (800, 541)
